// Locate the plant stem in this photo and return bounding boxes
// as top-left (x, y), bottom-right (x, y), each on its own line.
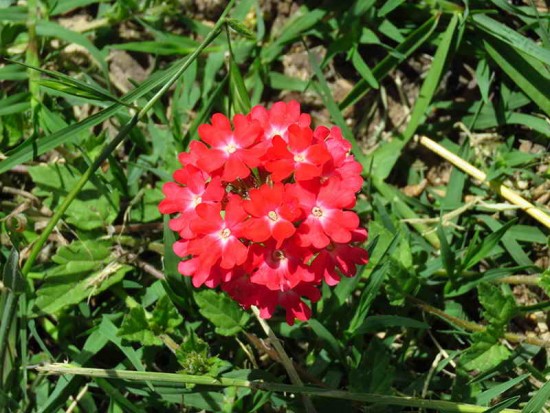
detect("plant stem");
top-left (496, 275), bottom-right (541, 286)
top-left (415, 135), bottom-right (550, 229)
top-left (35, 363), bottom-right (521, 413)
top-left (518, 301), bottom-right (550, 313)
top-left (20, 0), bottom-right (236, 276)
top-left (409, 296), bottom-right (550, 348)
top-left (252, 307), bottom-right (317, 413)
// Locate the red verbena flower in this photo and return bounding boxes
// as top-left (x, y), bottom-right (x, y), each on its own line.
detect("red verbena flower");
top-left (159, 100), bottom-right (368, 325)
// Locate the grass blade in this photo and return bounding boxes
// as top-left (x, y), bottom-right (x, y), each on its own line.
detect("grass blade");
top-left (20, 1), bottom-right (237, 276)
top-left (339, 14), bottom-right (440, 110)
top-left (521, 379), bottom-right (550, 413)
top-left (461, 219), bottom-right (516, 272)
top-left (36, 364), bottom-right (522, 413)
top-left (372, 13), bottom-right (459, 180)
top-left (483, 37), bottom-right (550, 116)
top-left (473, 14), bottom-right (550, 67)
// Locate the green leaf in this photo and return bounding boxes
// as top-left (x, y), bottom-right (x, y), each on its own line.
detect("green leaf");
top-left (129, 187), bottom-right (163, 223)
top-left (118, 307), bottom-right (162, 346)
top-left (340, 14), bottom-right (439, 110)
top-left (175, 333), bottom-right (228, 376)
top-left (0, 6), bottom-right (26, 22)
top-left (473, 14), bottom-right (550, 67)
top-left (476, 215), bottom-right (532, 268)
top-left (477, 283), bottom-right (517, 328)
top-left (307, 48), bottom-right (366, 166)
top-left (7, 59), bottom-right (128, 106)
top-left (438, 224), bottom-right (456, 281)
top-left (347, 232), bottom-right (400, 335)
top-left (522, 379), bottom-right (550, 413)
top-left (194, 290), bottom-right (250, 336)
top-left (475, 59), bottom-right (491, 104)
top-left (33, 241), bottom-right (131, 314)
top-left (151, 295), bottom-right (184, 334)
top-left (38, 329), bottom-right (109, 413)
top-left (350, 338), bottom-right (395, 394)
top-left (461, 331), bottom-right (511, 372)
top-left (483, 36), bottom-right (550, 117)
top-left (50, 0), bottom-right (106, 15)
top-left (225, 18), bottom-right (255, 40)
top-left (0, 53), bottom-right (201, 174)
top-left (378, 0), bottom-right (406, 17)
top-left (308, 319), bottom-right (344, 361)
top-left (350, 48), bottom-right (379, 89)
top-left (485, 397), bottom-right (521, 413)
top-left (2, 248), bottom-right (24, 295)
top-left (460, 219), bottom-right (516, 272)
top-left (538, 269), bottom-right (550, 298)
top-left (28, 163), bottom-right (120, 230)
top-left (36, 20), bottom-right (108, 75)
top-left (476, 373), bottom-right (529, 406)
top-left (228, 57), bottom-right (251, 114)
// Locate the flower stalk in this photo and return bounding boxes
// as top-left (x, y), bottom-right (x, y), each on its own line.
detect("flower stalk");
top-left (35, 363), bottom-right (521, 413)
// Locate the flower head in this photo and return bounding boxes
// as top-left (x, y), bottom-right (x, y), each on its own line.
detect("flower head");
top-left (159, 100), bottom-right (367, 324)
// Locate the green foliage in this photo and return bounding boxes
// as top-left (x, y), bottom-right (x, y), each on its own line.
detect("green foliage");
top-left (1, 0), bottom-right (548, 412)
top-left (34, 241), bottom-right (132, 315)
top-left (194, 290), bottom-right (250, 336)
top-left (29, 163), bottom-right (120, 230)
top-left (118, 295), bottom-right (183, 346)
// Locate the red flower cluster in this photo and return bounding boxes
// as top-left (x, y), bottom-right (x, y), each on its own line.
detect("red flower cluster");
top-left (159, 101), bottom-right (368, 325)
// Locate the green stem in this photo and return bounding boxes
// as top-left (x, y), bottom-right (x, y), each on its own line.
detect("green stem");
top-left (21, 0), bottom-right (236, 276)
top-left (35, 363), bottom-right (520, 413)
top-left (409, 296), bottom-right (550, 348)
top-left (518, 300), bottom-right (550, 313)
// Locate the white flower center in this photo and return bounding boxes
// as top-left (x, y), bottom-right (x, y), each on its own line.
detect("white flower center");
top-left (225, 143), bottom-right (237, 154)
top-left (312, 206), bottom-right (323, 217)
top-left (267, 211), bottom-right (278, 221)
top-left (220, 228), bottom-right (231, 239)
top-left (293, 153), bottom-right (305, 162)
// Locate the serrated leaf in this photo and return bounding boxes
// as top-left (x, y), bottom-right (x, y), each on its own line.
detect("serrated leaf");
top-left (118, 307), bottom-right (162, 346)
top-left (478, 283), bottom-right (517, 328)
top-left (539, 269), bottom-right (550, 297)
top-left (28, 163), bottom-right (120, 230)
top-left (34, 241), bottom-right (131, 314)
top-left (194, 290), bottom-right (249, 336)
top-left (151, 295), bottom-right (184, 334)
top-left (461, 331), bottom-right (511, 372)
